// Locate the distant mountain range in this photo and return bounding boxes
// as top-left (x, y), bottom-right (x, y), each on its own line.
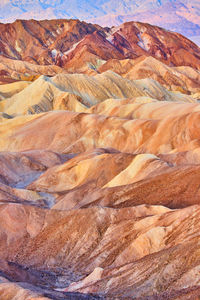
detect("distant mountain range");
top-left (0, 0), bottom-right (200, 44)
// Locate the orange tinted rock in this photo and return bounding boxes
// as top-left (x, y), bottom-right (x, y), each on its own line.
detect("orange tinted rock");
top-left (0, 202), bottom-right (199, 299)
top-left (1, 18), bottom-right (200, 299)
top-left (76, 164), bottom-right (200, 209)
top-left (2, 108), bottom-right (200, 154)
top-left (98, 56), bottom-right (200, 94)
top-left (67, 240), bottom-right (200, 299)
top-left (28, 148), bottom-right (134, 193)
top-left (0, 19), bottom-right (200, 80)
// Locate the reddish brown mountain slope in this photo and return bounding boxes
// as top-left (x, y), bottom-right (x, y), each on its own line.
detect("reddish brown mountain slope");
top-left (0, 19), bottom-right (200, 82)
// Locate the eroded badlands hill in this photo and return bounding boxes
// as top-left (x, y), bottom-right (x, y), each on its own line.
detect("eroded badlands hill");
top-left (1, 76), bottom-right (200, 298)
top-left (0, 19), bottom-right (200, 84)
top-left (1, 19), bottom-right (200, 300)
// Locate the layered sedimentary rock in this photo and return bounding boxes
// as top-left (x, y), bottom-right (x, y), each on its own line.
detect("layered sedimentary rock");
top-left (2, 105), bottom-right (200, 154)
top-left (98, 56), bottom-right (200, 94)
top-left (0, 19), bottom-right (200, 83)
top-left (0, 201), bottom-right (199, 299)
top-left (1, 0), bottom-right (200, 46)
top-left (1, 71), bottom-right (196, 116)
top-left (0, 55), bottom-right (67, 84)
top-left (1, 17), bottom-right (200, 300)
